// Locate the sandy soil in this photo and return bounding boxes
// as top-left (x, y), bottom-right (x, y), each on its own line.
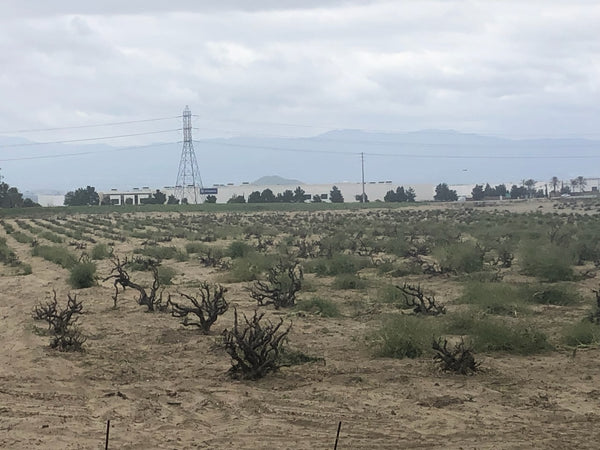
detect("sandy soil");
top-left (2, 201), bottom-right (600, 449)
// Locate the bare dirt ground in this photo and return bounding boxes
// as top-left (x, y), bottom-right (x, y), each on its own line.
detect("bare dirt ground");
top-left (2, 201), bottom-right (600, 449)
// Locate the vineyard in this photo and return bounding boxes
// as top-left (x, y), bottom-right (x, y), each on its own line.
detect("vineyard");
top-left (2, 199), bottom-right (600, 448)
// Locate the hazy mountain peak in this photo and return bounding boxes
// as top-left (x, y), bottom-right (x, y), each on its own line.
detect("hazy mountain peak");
top-left (252, 175), bottom-right (303, 186)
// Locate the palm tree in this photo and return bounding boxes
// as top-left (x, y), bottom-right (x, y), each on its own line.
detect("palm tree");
top-left (524, 179), bottom-right (536, 198)
top-left (577, 176), bottom-right (587, 193)
top-left (550, 176), bottom-right (559, 194)
top-left (570, 178), bottom-right (579, 193)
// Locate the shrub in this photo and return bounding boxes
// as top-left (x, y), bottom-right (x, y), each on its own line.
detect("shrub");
top-left (228, 241), bottom-right (252, 258)
top-left (32, 245), bottom-right (78, 269)
top-left (562, 321), bottom-right (600, 346)
top-left (250, 261), bottom-right (303, 308)
top-left (370, 315), bottom-right (440, 359)
top-left (457, 282), bottom-right (530, 316)
top-left (104, 256), bottom-right (165, 312)
top-left (377, 260), bottom-right (422, 277)
top-left (134, 246), bottom-right (187, 262)
top-left (307, 254), bottom-right (371, 277)
top-left (11, 231), bottom-right (34, 244)
top-left (396, 283), bottom-right (446, 315)
top-left (39, 231), bottom-right (64, 243)
top-left (158, 265), bottom-right (177, 285)
top-left (432, 337), bottom-right (479, 374)
top-left (185, 242), bottom-right (208, 254)
top-left (69, 262), bottom-right (97, 289)
top-left (32, 290), bottom-right (86, 351)
top-left (223, 308), bottom-right (291, 380)
top-left (520, 243), bottom-right (574, 282)
top-left (91, 243), bottom-right (111, 260)
top-left (223, 259), bottom-right (261, 282)
top-left (444, 311), bottom-right (480, 335)
top-left (332, 274), bottom-right (367, 290)
top-left (526, 284), bottom-right (582, 306)
top-left (1, 221), bottom-right (14, 234)
top-left (470, 318), bottom-right (552, 355)
top-left (376, 284), bottom-right (417, 309)
top-left (437, 242), bottom-right (484, 274)
top-left (381, 238), bottom-right (411, 257)
top-left (296, 297), bottom-right (341, 317)
top-left (169, 282), bottom-right (228, 333)
top-left (588, 288), bottom-right (600, 324)
top-left (0, 238), bottom-right (20, 266)
top-left (279, 348), bottom-right (325, 366)
top-left (221, 253), bottom-right (277, 283)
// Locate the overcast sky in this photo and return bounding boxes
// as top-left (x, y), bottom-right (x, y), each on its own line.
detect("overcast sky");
top-left (1, 0), bottom-right (599, 149)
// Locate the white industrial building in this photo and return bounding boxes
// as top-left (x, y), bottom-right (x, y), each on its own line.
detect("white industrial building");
top-left (99, 182), bottom-right (436, 205)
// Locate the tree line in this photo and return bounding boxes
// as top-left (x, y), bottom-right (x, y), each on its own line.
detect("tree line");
top-left (227, 186), bottom-right (344, 204)
top-left (0, 181), bottom-right (39, 208)
top-left (55, 175), bottom-right (596, 208)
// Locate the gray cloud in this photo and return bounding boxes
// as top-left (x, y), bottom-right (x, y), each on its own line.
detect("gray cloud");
top-left (2, 0), bottom-right (373, 16)
top-left (1, 0), bottom-right (599, 158)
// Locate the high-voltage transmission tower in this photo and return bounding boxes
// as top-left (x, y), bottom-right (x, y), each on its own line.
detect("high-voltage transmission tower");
top-left (174, 106), bottom-right (203, 204)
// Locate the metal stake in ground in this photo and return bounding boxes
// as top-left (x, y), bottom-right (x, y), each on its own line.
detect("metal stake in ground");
top-left (334, 421), bottom-right (342, 449)
top-left (105, 419), bottom-right (110, 450)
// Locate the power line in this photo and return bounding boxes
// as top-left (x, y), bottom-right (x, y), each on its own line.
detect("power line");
top-left (0, 116), bottom-right (182, 134)
top-left (193, 139), bottom-right (600, 160)
top-left (0, 141), bottom-right (179, 162)
top-left (0, 129), bottom-right (181, 149)
top-left (190, 122), bottom-right (600, 149)
top-left (191, 115), bottom-right (600, 139)
top-left (192, 140), bottom-right (353, 156)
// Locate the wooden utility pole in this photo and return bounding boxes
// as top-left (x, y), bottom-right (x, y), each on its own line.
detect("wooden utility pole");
top-left (361, 152), bottom-right (366, 202)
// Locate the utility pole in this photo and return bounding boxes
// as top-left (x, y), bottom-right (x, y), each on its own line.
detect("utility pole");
top-left (174, 106), bottom-right (203, 204)
top-left (360, 152), bottom-right (366, 203)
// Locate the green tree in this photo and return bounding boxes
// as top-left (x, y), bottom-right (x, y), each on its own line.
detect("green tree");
top-left (471, 184), bottom-right (484, 200)
top-left (395, 187), bottom-right (407, 202)
top-left (293, 186), bottom-right (307, 203)
top-left (204, 195), bottom-right (217, 203)
top-left (384, 186), bottom-right (415, 202)
top-left (434, 183), bottom-right (458, 202)
top-left (510, 185), bottom-right (527, 199)
top-left (227, 194), bottom-right (245, 204)
top-left (247, 191), bottom-right (262, 203)
top-left (23, 198), bottom-right (40, 207)
top-left (577, 176), bottom-right (587, 193)
top-left (141, 190), bottom-right (166, 205)
top-left (550, 176), bottom-right (559, 194)
top-left (384, 189), bottom-right (397, 202)
top-left (260, 189), bottom-right (276, 203)
top-left (483, 183), bottom-right (495, 198)
top-left (277, 189), bottom-right (294, 203)
top-left (560, 185), bottom-right (571, 195)
top-left (329, 186), bottom-right (344, 203)
top-left (570, 178), bottom-right (578, 193)
top-left (312, 194), bottom-right (322, 203)
top-left (153, 190), bottom-right (166, 204)
top-left (0, 182), bottom-right (25, 208)
top-left (167, 195), bottom-right (180, 205)
top-left (494, 184), bottom-right (507, 197)
top-left (524, 179), bottom-right (536, 198)
top-left (64, 186), bottom-right (99, 206)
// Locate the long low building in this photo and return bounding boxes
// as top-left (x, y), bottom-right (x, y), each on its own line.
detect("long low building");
top-left (100, 182), bottom-right (436, 205)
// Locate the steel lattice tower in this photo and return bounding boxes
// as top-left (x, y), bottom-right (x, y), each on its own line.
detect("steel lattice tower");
top-left (174, 106), bottom-right (203, 204)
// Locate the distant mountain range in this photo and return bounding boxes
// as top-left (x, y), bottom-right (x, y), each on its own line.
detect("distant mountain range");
top-left (1, 129), bottom-right (598, 192)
